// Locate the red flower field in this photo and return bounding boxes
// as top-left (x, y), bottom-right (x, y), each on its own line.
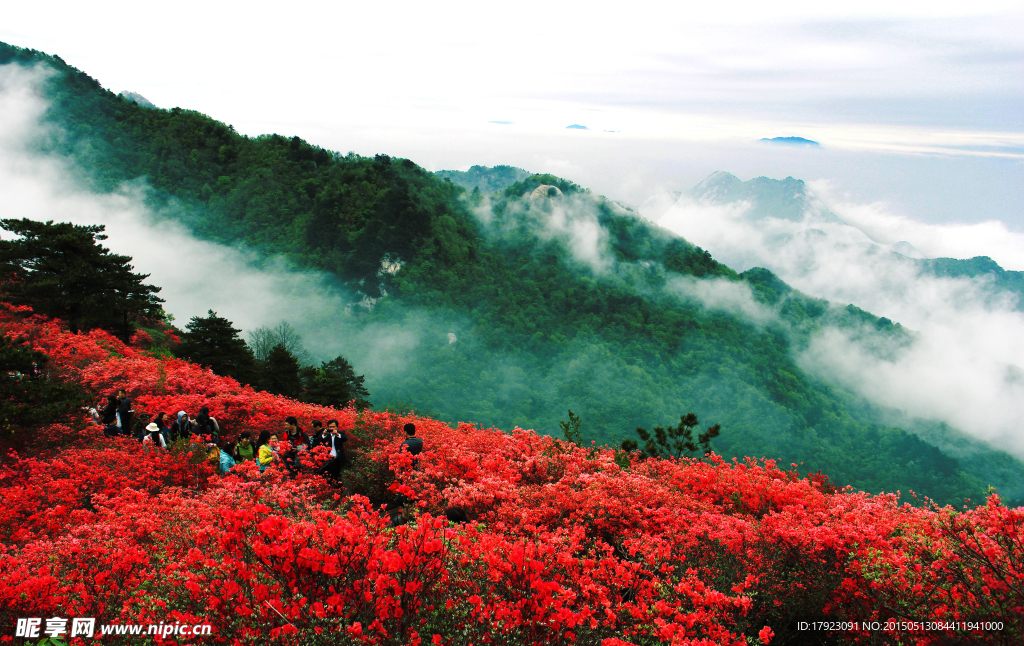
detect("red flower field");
top-left (0, 303), bottom-right (1021, 645)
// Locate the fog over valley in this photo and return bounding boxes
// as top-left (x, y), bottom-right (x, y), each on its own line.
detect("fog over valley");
top-left (2, 6), bottom-right (1024, 640)
top-left (2, 44), bottom-right (1023, 504)
top-left (650, 172), bottom-right (1024, 456)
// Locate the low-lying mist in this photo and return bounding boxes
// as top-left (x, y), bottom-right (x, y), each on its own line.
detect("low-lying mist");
top-left (5, 59), bottom-right (1022, 475)
top-left (652, 176), bottom-right (1024, 458)
top-left (0, 64), bottom-right (439, 390)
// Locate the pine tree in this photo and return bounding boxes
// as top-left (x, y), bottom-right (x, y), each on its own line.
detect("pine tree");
top-left (0, 219), bottom-right (164, 338)
top-left (301, 356), bottom-right (371, 409)
top-left (621, 412), bottom-right (720, 460)
top-left (261, 343), bottom-right (303, 399)
top-left (177, 310), bottom-right (256, 384)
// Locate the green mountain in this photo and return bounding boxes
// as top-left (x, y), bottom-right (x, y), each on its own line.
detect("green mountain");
top-left (435, 165), bottom-right (532, 194)
top-left (4, 41), bottom-right (1023, 505)
top-left (919, 256), bottom-right (1024, 309)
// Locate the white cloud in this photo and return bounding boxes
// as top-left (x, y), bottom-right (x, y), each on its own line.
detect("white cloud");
top-left (653, 173), bottom-right (1024, 457)
top-left (667, 275), bottom-right (774, 324)
top-left (0, 65), bottom-right (360, 360)
top-left (808, 179), bottom-right (1024, 271)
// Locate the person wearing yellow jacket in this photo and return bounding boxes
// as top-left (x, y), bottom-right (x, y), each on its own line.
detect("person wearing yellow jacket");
top-left (255, 431), bottom-right (278, 472)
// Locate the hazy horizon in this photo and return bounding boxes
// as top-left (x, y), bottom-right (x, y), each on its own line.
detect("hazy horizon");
top-left (1, 1), bottom-right (1020, 231)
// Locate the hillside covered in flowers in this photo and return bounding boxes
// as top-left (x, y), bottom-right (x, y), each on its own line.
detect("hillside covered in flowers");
top-left (8, 39), bottom-right (1024, 509)
top-left (0, 303), bottom-right (1022, 646)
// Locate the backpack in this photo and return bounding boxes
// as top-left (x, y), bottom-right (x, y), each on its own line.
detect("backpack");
top-left (194, 417), bottom-right (218, 441)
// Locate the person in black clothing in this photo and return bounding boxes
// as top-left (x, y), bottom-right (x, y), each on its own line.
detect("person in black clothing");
top-left (315, 419), bottom-right (348, 481)
top-left (194, 406), bottom-right (220, 441)
top-left (400, 423), bottom-right (423, 455)
top-left (171, 411), bottom-right (192, 442)
top-left (328, 420), bottom-right (348, 464)
top-left (445, 507), bottom-right (468, 524)
top-left (131, 412), bottom-right (152, 443)
top-left (309, 420), bottom-right (325, 448)
top-left (117, 389), bottom-right (133, 437)
top-left (101, 394), bottom-right (119, 436)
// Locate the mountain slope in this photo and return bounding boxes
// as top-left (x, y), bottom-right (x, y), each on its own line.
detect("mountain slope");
top-left (3, 40), bottom-right (1022, 505)
top-left (435, 165), bottom-right (532, 193)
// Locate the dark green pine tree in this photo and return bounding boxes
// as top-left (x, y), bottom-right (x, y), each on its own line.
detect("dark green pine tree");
top-left (261, 343), bottom-right (303, 399)
top-left (621, 412), bottom-right (721, 460)
top-left (301, 356), bottom-right (371, 409)
top-left (0, 219), bottom-right (164, 339)
top-left (177, 310), bottom-right (256, 384)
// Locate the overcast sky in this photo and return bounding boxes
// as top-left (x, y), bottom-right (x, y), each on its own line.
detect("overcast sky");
top-left (1, 0), bottom-right (1022, 228)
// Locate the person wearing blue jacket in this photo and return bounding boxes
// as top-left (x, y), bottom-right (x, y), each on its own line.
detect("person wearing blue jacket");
top-left (207, 444), bottom-right (236, 475)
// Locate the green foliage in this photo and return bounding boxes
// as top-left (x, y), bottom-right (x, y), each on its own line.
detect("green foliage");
top-left (434, 165), bottom-right (532, 194)
top-left (0, 219), bottom-right (163, 339)
top-left (0, 335), bottom-right (88, 437)
top-left (258, 343), bottom-right (302, 399)
top-left (8, 39), bottom-right (1024, 506)
top-left (621, 412), bottom-right (721, 459)
top-left (177, 310), bottom-right (256, 384)
top-left (920, 255), bottom-right (1024, 312)
top-left (301, 355), bottom-right (371, 409)
top-left (558, 409), bottom-right (583, 446)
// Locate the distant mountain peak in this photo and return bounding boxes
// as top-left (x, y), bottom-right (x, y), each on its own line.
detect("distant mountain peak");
top-left (760, 136), bottom-right (820, 147)
top-left (687, 172), bottom-right (842, 225)
top-left (434, 165), bottom-right (532, 193)
top-left (692, 171), bottom-right (741, 196)
top-left (118, 91), bottom-right (157, 109)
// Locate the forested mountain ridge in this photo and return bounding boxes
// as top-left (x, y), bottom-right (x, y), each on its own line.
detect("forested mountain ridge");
top-left (434, 165), bottom-right (532, 194)
top-left (4, 40), bottom-right (1023, 505)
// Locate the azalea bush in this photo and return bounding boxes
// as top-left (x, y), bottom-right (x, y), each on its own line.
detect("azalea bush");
top-left (0, 303), bottom-right (1021, 645)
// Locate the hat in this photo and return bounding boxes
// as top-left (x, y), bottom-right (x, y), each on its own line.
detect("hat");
top-left (146, 422), bottom-right (160, 433)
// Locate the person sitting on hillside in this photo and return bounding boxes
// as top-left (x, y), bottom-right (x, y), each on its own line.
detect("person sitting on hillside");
top-left (399, 423), bottom-right (423, 466)
top-left (255, 431), bottom-right (278, 472)
top-left (116, 389), bottom-right (133, 436)
top-left (154, 412), bottom-right (171, 446)
top-left (101, 395), bottom-right (119, 436)
top-left (142, 421), bottom-right (167, 448)
top-left (194, 406), bottom-right (220, 441)
top-left (235, 431), bottom-right (255, 463)
top-left (219, 442), bottom-right (237, 475)
top-left (131, 412), bottom-right (152, 443)
top-left (390, 504), bottom-right (416, 527)
top-left (203, 444), bottom-right (233, 475)
top-left (171, 411), bottom-right (192, 442)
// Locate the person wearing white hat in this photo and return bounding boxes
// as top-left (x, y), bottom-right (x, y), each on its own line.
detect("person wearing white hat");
top-left (143, 422), bottom-right (167, 448)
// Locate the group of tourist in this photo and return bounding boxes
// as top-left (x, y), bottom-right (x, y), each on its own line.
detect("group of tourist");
top-left (92, 392), bottom-right (218, 447)
top-left (92, 389), bottom-right (467, 526)
top-left (92, 390), bottom-right (429, 487)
